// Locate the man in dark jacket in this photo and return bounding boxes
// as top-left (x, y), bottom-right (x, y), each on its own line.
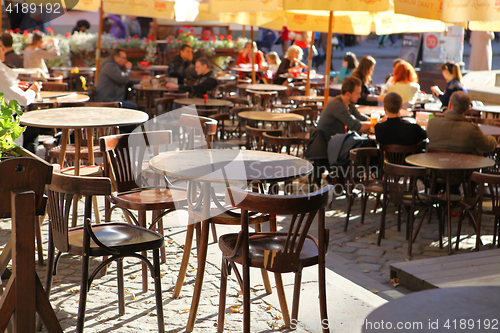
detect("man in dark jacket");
top-left (95, 47), bottom-right (138, 132)
top-left (166, 57), bottom-right (217, 98)
top-left (375, 92), bottom-right (427, 146)
top-left (1, 33), bottom-right (23, 68)
top-left (167, 44), bottom-right (193, 85)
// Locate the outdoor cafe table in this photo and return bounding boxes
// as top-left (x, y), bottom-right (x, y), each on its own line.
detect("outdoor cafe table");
top-left (132, 83), bottom-right (179, 112)
top-left (33, 91), bottom-right (90, 105)
top-left (471, 104), bottom-right (500, 117)
top-left (173, 98), bottom-right (233, 113)
top-left (290, 95), bottom-right (325, 103)
top-left (357, 105), bottom-right (413, 118)
top-left (215, 74), bottom-right (237, 82)
top-left (149, 149), bottom-right (313, 332)
top-left (405, 153), bottom-right (494, 254)
top-left (238, 111), bottom-right (304, 135)
top-left (19, 107), bottom-right (148, 176)
top-left (244, 83), bottom-right (288, 92)
top-left (478, 124), bottom-right (500, 136)
top-left (146, 64), bottom-right (169, 76)
top-left (363, 286), bottom-right (500, 333)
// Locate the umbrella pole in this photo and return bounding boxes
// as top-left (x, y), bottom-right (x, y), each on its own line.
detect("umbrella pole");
top-left (324, 11), bottom-right (333, 104)
top-left (95, 1), bottom-right (104, 85)
top-left (251, 26), bottom-right (255, 84)
top-left (305, 32), bottom-right (315, 97)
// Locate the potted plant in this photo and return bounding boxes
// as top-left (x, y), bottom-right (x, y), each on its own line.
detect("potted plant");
top-left (0, 93), bottom-right (25, 158)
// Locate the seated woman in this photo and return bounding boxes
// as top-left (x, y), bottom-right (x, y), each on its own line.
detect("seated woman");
top-left (351, 55), bottom-right (378, 106)
top-left (23, 33), bottom-right (60, 76)
top-left (264, 51), bottom-right (281, 82)
top-left (235, 41), bottom-right (266, 79)
top-left (378, 61), bottom-right (420, 106)
top-left (430, 61), bottom-right (467, 108)
top-left (331, 52), bottom-right (358, 84)
top-left (274, 45), bottom-right (307, 85)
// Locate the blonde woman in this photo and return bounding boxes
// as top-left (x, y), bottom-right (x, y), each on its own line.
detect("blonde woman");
top-left (275, 45), bottom-right (307, 85)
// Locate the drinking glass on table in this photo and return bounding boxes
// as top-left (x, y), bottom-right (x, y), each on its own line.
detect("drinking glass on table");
top-left (370, 112), bottom-right (380, 131)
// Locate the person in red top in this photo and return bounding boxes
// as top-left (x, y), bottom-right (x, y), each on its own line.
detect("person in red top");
top-left (235, 41), bottom-right (267, 79)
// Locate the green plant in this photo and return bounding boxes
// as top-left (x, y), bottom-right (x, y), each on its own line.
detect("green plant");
top-left (0, 94), bottom-right (25, 157)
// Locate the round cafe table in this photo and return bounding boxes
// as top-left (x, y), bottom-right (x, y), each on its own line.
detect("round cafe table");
top-left (149, 149), bottom-right (312, 332)
top-left (33, 91), bottom-right (90, 105)
top-left (478, 124), bottom-right (500, 136)
top-left (406, 152), bottom-right (494, 254)
top-left (238, 111), bottom-right (304, 123)
top-left (20, 107), bottom-right (148, 176)
top-left (133, 83), bottom-right (179, 112)
top-left (472, 105), bottom-right (500, 117)
top-left (363, 286), bottom-right (500, 333)
top-left (244, 83), bottom-right (288, 92)
top-left (357, 105), bottom-right (413, 118)
top-left (146, 65), bottom-right (169, 76)
top-left (215, 74), bottom-right (237, 82)
top-left (290, 95), bottom-right (325, 103)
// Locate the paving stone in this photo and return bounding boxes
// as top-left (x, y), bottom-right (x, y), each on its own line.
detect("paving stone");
top-left (330, 245), bottom-right (358, 253)
top-left (346, 263), bottom-right (382, 272)
top-left (344, 242), bottom-right (370, 249)
top-left (335, 252), bottom-right (359, 261)
top-left (383, 251), bottom-right (410, 261)
top-left (356, 248), bottom-right (385, 257)
top-left (357, 256), bottom-right (386, 265)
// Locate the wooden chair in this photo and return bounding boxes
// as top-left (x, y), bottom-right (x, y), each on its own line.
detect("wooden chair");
top-left (457, 172), bottom-right (500, 251)
top-left (226, 105), bottom-right (260, 139)
top-left (246, 90), bottom-right (277, 111)
top-left (41, 82), bottom-right (69, 91)
top-left (379, 162), bottom-right (444, 255)
top-left (210, 113), bottom-right (247, 149)
top-left (344, 147), bottom-right (383, 232)
top-left (262, 132), bottom-right (303, 156)
top-left (380, 142), bottom-right (425, 166)
top-left (288, 107), bottom-right (317, 143)
top-left (217, 185), bottom-right (333, 333)
top-left (483, 146), bottom-right (500, 175)
top-left (44, 172), bottom-right (165, 333)
top-left (245, 125), bottom-right (282, 151)
top-left (0, 158), bottom-right (61, 333)
top-left (100, 130), bottom-right (188, 282)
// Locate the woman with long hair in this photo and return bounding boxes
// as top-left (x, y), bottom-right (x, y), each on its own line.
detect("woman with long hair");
top-left (235, 41), bottom-right (266, 79)
top-left (431, 61), bottom-right (467, 107)
top-left (274, 44), bottom-right (307, 85)
top-left (23, 33), bottom-right (60, 75)
top-left (382, 61), bottom-right (420, 104)
top-left (351, 55), bottom-right (377, 106)
top-left (332, 52), bottom-right (358, 84)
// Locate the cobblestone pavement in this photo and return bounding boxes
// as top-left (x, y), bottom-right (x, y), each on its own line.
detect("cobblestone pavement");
top-left (0, 184), bottom-right (496, 332)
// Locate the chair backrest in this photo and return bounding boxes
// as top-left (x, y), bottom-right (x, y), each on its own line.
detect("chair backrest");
top-left (380, 142), bottom-right (425, 165)
top-left (180, 113), bottom-right (217, 150)
top-left (0, 157), bottom-right (52, 218)
top-left (262, 132), bottom-right (303, 156)
top-left (471, 171), bottom-right (500, 215)
top-left (100, 130), bottom-right (173, 192)
top-left (226, 185), bottom-right (333, 271)
top-left (164, 91), bottom-right (189, 99)
top-left (383, 162), bottom-right (426, 206)
top-left (154, 96), bottom-right (176, 117)
top-left (483, 146), bottom-right (500, 175)
top-left (245, 125), bottom-right (282, 151)
top-left (46, 173), bottom-right (112, 252)
top-left (41, 82), bottom-right (69, 91)
top-left (349, 147), bottom-right (381, 184)
top-left (227, 97), bottom-right (251, 107)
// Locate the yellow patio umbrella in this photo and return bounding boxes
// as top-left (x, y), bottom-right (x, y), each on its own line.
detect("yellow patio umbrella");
top-left (394, 0), bottom-right (500, 26)
top-left (210, 0), bottom-right (279, 13)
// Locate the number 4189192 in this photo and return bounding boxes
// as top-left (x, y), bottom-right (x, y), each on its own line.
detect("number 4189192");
top-left (5, 2), bottom-right (61, 14)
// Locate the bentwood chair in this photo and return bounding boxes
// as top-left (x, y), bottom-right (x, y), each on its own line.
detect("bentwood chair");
top-left (217, 186), bottom-right (334, 333)
top-left (100, 130), bottom-right (188, 282)
top-left (456, 172), bottom-right (500, 251)
top-left (380, 162), bottom-right (444, 255)
top-left (344, 147), bottom-right (383, 232)
top-left (44, 173), bottom-right (165, 333)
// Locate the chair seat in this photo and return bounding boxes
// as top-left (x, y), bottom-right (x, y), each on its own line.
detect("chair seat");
top-left (189, 208), bottom-right (270, 225)
top-left (359, 179), bottom-right (384, 193)
top-left (49, 144), bottom-right (103, 158)
top-left (67, 222), bottom-right (164, 256)
top-left (111, 187), bottom-right (188, 211)
top-left (219, 232), bottom-right (319, 271)
top-left (460, 197), bottom-right (496, 214)
top-left (61, 165), bottom-right (102, 177)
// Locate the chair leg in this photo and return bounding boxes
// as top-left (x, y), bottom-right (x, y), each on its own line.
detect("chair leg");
top-left (153, 249), bottom-right (165, 333)
top-left (211, 223), bottom-right (218, 244)
top-left (35, 215), bottom-right (44, 266)
top-left (378, 201), bottom-right (388, 246)
top-left (37, 230), bottom-right (56, 332)
top-left (77, 244), bottom-right (91, 333)
top-left (117, 258), bottom-right (125, 316)
top-left (173, 219), bottom-right (195, 298)
top-left (493, 216), bottom-right (499, 247)
top-left (360, 193), bottom-right (368, 225)
top-left (274, 273), bottom-right (291, 328)
top-left (344, 194), bottom-right (354, 232)
top-left (456, 206), bottom-right (465, 251)
top-left (397, 205), bottom-right (402, 232)
top-left (92, 196), bottom-right (100, 224)
top-left (254, 224), bottom-right (272, 294)
top-left (139, 211), bottom-right (148, 292)
top-left (291, 269), bottom-right (303, 321)
top-left (408, 206), bottom-right (416, 256)
top-left (475, 210), bottom-right (483, 251)
top-left (217, 258), bottom-right (229, 333)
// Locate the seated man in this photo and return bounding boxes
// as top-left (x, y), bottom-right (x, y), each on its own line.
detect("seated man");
top-left (311, 76), bottom-right (371, 187)
top-left (427, 91), bottom-right (497, 155)
top-left (1, 33), bottom-right (23, 68)
top-left (317, 76), bottom-right (371, 141)
top-left (166, 57), bottom-right (217, 98)
top-left (95, 47), bottom-right (138, 132)
top-left (375, 92), bottom-right (427, 146)
top-left (167, 44), bottom-right (194, 85)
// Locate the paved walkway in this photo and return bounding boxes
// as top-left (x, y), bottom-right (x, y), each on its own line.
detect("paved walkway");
top-left (0, 181), bottom-right (495, 332)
